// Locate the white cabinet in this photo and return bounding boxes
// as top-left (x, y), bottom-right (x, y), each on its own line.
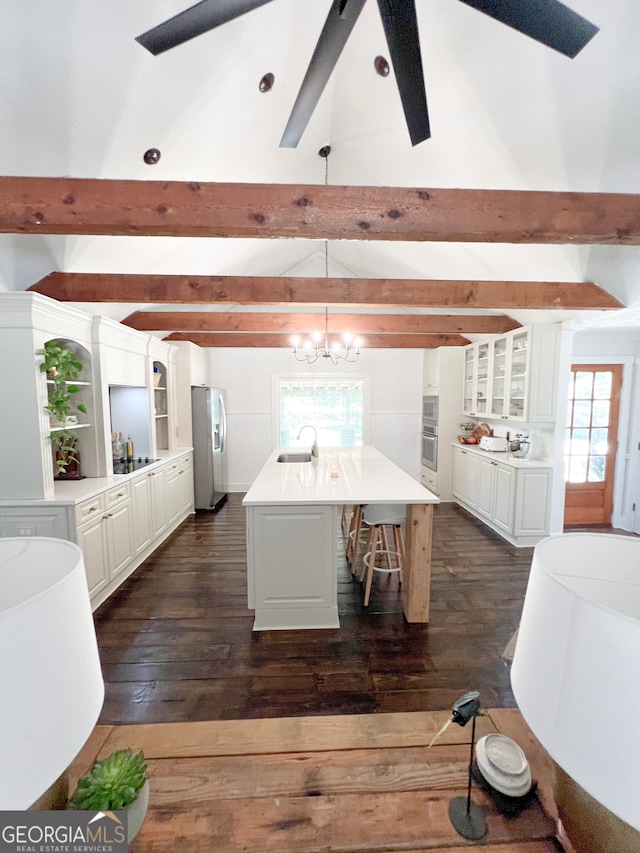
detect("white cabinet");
top-left (173, 341), bottom-right (211, 448)
top-left (422, 347), bottom-right (464, 501)
top-left (452, 447), bottom-right (479, 507)
top-left (246, 504), bottom-right (339, 630)
top-left (166, 453), bottom-right (194, 525)
top-left (514, 469), bottom-right (552, 537)
top-left (475, 455), bottom-right (516, 532)
top-left (0, 294), bottom-right (99, 500)
top-left (452, 444), bottom-right (551, 546)
top-left (462, 342), bottom-right (491, 418)
top-left (462, 325), bottom-right (560, 423)
top-left (75, 486), bottom-right (133, 598)
top-left (420, 466), bottom-right (437, 494)
top-left (131, 466), bottom-right (167, 556)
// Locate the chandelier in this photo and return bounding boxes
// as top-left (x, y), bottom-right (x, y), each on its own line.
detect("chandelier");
top-left (291, 145), bottom-right (361, 365)
top-left (292, 307), bottom-right (361, 365)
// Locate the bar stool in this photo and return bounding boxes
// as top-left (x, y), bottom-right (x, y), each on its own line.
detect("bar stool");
top-left (361, 504), bottom-right (406, 607)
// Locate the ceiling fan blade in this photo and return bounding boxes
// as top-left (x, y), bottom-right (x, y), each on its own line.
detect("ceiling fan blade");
top-left (280, 0), bottom-right (367, 148)
top-left (376, 0), bottom-right (430, 146)
top-left (136, 0), bottom-right (277, 56)
top-left (458, 0), bottom-right (599, 58)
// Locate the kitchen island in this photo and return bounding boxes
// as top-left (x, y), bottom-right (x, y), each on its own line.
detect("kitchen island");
top-left (243, 446), bottom-right (439, 630)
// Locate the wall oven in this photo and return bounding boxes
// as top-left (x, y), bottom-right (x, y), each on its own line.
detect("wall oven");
top-left (421, 421), bottom-right (438, 471)
top-left (422, 395), bottom-right (438, 421)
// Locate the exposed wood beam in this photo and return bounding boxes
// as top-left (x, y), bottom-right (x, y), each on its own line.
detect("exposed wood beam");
top-left (29, 272), bottom-right (623, 310)
top-left (5, 177), bottom-right (640, 244)
top-left (123, 311), bottom-right (519, 335)
top-left (164, 332), bottom-right (470, 348)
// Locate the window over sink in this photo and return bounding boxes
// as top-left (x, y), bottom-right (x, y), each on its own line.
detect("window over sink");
top-left (274, 375), bottom-right (368, 448)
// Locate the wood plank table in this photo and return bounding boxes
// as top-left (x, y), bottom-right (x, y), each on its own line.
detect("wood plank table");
top-left (71, 709), bottom-right (562, 852)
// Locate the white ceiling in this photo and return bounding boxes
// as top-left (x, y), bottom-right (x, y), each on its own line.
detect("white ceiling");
top-left (1, 0), bottom-right (640, 333)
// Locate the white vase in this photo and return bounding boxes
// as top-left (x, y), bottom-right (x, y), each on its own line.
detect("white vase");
top-left (127, 780), bottom-right (149, 844)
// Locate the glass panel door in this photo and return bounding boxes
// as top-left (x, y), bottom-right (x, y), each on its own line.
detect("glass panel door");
top-left (564, 364), bottom-right (622, 526)
top-left (463, 348), bottom-right (475, 413)
top-left (476, 343), bottom-right (489, 415)
top-left (490, 338), bottom-right (507, 417)
top-left (508, 332), bottom-right (528, 419)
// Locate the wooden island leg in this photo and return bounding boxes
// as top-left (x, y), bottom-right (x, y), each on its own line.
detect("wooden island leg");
top-left (402, 503), bottom-right (433, 623)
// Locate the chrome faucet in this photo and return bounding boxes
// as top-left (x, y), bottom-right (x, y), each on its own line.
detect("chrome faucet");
top-left (297, 424), bottom-right (319, 457)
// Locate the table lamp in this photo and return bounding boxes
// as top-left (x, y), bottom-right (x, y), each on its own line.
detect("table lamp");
top-left (511, 532), bottom-right (640, 853)
top-left (0, 537), bottom-right (104, 810)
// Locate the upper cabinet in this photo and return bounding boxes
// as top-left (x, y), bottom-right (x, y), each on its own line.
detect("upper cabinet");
top-left (462, 342), bottom-right (490, 418)
top-left (462, 325), bottom-right (560, 423)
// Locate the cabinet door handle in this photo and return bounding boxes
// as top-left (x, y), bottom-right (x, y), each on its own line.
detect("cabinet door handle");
top-left (102, 513), bottom-right (110, 519)
top-left (148, 471), bottom-right (155, 477)
top-left (89, 506), bottom-right (98, 513)
top-left (116, 492), bottom-right (125, 497)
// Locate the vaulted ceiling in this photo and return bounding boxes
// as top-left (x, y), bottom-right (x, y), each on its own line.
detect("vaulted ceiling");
top-left (1, 0), bottom-right (640, 346)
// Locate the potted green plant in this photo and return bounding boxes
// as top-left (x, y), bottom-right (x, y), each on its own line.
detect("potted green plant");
top-left (69, 749), bottom-right (149, 844)
top-left (36, 341), bottom-right (88, 478)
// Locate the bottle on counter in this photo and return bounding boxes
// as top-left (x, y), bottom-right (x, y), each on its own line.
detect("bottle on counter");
top-left (125, 434), bottom-right (134, 460)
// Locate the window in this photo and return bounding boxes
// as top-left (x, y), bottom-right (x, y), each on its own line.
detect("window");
top-left (565, 369), bottom-right (613, 483)
top-left (275, 376), bottom-right (366, 447)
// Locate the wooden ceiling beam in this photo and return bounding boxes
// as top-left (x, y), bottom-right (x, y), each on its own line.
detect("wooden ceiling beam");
top-left (5, 177), bottom-right (640, 244)
top-left (123, 311), bottom-right (519, 335)
top-left (164, 332), bottom-right (470, 348)
top-left (29, 272), bottom-right (622, 310)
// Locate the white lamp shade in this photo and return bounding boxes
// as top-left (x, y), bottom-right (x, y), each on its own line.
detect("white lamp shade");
top-left (511, 533), bottom-right (640, 832)
top-left (0, 538), bottom-right (104, 809)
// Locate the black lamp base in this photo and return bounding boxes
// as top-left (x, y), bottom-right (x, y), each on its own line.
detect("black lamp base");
top-left (449, 797), bottom-right (487, 841)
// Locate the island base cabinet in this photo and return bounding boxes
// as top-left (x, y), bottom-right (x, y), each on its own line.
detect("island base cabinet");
top-left (246, 504), bottom-right (339, 630)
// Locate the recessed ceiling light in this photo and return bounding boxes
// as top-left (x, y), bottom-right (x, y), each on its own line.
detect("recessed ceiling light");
top-left (374, 55), bottom-right (390, 77)
top-left (143, 148), bottom-right (161, 165)
top-left (259, 72), bottom-right (275, 93)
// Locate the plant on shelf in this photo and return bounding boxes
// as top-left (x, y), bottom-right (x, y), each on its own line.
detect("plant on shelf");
top-left (36, 340), bottom-right (88, 478)
top-left (69, 749), bottom-right (149, 843)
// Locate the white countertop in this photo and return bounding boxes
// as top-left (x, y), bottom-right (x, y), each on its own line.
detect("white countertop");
top-left (451, 441), bottom-right (553, 468)
top-left (243, 446), bottom-right (439, 507)
top-left (0, 448), bottom-right (193, 506)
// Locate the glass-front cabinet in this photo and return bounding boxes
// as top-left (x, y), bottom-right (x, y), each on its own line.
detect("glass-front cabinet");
top-left (507, 331), bottom-right (530, 419)
top-left (462, 342), bottom-right (490, 418)
top-left (463, 325), bottom-right (559, 424)
top-left (489, 331), bottom-right (531, 420)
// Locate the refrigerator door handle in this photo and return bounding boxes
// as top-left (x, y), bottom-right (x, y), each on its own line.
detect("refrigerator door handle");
top-left (219, 393), bottom-right (227, 454)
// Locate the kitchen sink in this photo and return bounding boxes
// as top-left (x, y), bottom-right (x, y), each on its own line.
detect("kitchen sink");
top-left (276, 452), bottom-right (312, 463)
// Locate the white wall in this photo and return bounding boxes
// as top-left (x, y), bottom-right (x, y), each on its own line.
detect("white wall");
top-left (208, 348), bottom-right (423, 492)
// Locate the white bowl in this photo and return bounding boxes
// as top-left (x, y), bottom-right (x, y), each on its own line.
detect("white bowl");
top-left (476, 734), bottom-right (532, 797)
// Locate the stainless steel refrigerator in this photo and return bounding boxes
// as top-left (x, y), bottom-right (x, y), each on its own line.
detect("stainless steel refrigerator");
top-left (191, 387), bottom-right (227, 510)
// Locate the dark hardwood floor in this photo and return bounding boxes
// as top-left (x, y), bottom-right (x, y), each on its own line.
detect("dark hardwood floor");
top-left (94, 495), bottom-right (536, 724)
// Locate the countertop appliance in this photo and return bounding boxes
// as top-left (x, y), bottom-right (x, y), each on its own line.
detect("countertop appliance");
top-left (479, 435), bottom-right (508, 452)
top-left (113, 457), bottom-right (159, 474)
top-left (192, 387), bottom-right (227, 510)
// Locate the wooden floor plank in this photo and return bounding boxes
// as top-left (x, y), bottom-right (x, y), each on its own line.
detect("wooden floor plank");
top-left (100, 711), bottom-right (498, 760)
top-left (134, 788), bottom-right (555, 852)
